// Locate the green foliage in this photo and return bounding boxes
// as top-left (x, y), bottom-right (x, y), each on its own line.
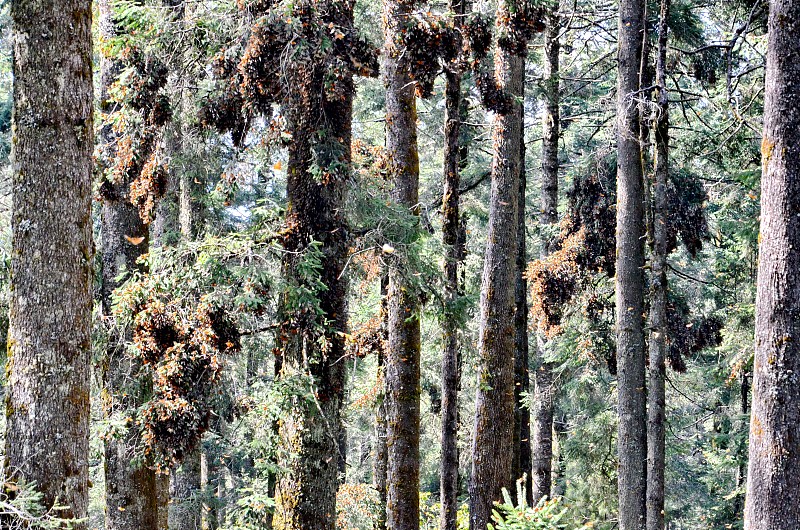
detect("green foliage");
top-left (488, 484), bottom-right (570, 530)
top-left (0, 477), bottom-right (84, 529)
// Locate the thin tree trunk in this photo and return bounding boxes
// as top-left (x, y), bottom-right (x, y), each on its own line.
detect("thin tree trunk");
top-left (512, 94), bottom-right (532, 501)
top-left (615, 0), bottom-right (647, 527)
top-left (744, 1), bottom-right (800, 527)
top-left (96, 1), bottom-right (162, 528)
top-left (469, 1), bottom-right (526, 526)
top-left (383, 0), bottom-right (422, 527)
top-left (532, 3), bottom-right (560, 506)
top-left (733, 372), bottom-right (749, 519)
top-left (440, 2), bottom-right (465, 527)
top-left (531, 349), bottom-right (554, 504)
top-left (201, 452), bottom-right (220, 530)
top-left (3, 0), bottom-right (93, 525)
top-left (374, 276), bottom-right (389, 530)
top-left (646, 2), bottom-right (670, 529)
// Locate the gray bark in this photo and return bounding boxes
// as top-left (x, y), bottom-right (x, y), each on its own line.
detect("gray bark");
top-left (171, 449), bottom-right (203, 530)
top-left (271, 2), bottom-right (353, 528)
top-left (744, 1), bottom-right (800, 527)
top-left (469, 2), bottom-right (526, 527)
top-left (440, 1), bottom-right (465, 527)
top-left (97, 1), bottom-right (162, 527)
top-left (4, 0), bottom-right (94, 525)
top-left (615, 0), bottom-right (647, 527)
top-left (532, 3), bottom-right (560, 505)
top-left (374, 276), bottom-right (389, 530)
top-left (646, 1), bottom-right (670, 529)
top-left (512, 74), bottom-right (531, 503)
top-left (383, 0), bottom-right (422, 527)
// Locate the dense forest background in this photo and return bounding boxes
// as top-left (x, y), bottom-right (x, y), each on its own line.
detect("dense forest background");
top-left (0, 0), bottom-right (784, 528)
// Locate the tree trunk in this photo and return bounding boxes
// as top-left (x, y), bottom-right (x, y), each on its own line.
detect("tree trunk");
top-left (744, 1), bottom-right (800, 527)
top-left (96, 2), bottom-right (163, 527)
top-left (440, 2), bottom-right (465, 527)
top-left (512, 96), bottom-right (532, 501)
top-left (171, 449), bottom-right (203, 530)
top-left (383, 0), bottom-right (422, 528)
top-left (531, 350), bottom-right (554, 504)
top-left (469, 2), bottom-right (526, 527)
top-left (532, 3), bottom-right (560, 506)
top-left (201, 452), bottom-right (220, 530)
top-left (615, 0), bottom-right (647, 527)
top-left (733, 372), bottom-right (749, 519)
top-left (646, 2), bottom-right (670, 529)
top-left (3, 0), bottom-right (93, 525)
top-left (271, 3), bottom-right (353, 528)
top-left (374, 275), bottom-right (389, 530)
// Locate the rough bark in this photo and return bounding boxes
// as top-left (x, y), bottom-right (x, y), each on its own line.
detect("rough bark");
top-left (374, 276), bottom-right (389, 530)
top-left (733, 372), bottom-right (749, 519)
top-left (615, 0), bottom-right (647, 528)
top-left (96, 2), bottom-right (163, 529)
top-left (3, 0), bottom-right (93, 525)
top-left (744, 1), bottom-right (800, 527)
top-left (512, 95), bottom-right (532, 502)
top-left (469, 3), bottom-right (526, 527)
top-left (201, 452), bottom-right (220, 530)
top-left (532, 3), bottom-right (560, 506)
top-left (646, 1), bottom-right (669, 529)
top-left (383, 0), bottom-right (422, 527)
top-left (271, 2), bottom-right (353, 528)
top-left (171, 449), bottom-right (203, 530)
top-left (440, 3), bottom-right (465, 528)
top-left (531, 350), bottom-right (554, 504)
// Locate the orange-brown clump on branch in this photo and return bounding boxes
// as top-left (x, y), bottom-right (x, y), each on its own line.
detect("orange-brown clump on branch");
top-left (526, 228), bottom-right (585, 338)
top-left (127, 297), bottom-right (241, 470)
top-left (98, 45), bottom-right (172, 223)
top-left (399, 13), bottom-right (460, 98)
top-left (345, 316), bottom-right (385, 359)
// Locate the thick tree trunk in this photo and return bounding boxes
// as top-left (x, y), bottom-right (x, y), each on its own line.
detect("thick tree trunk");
top-left (383, 0), bottom-right (422, 528)
top-left (744, 1), bottom-right (800, 527)
top-left (171, 449), bottom-right (203, 530)
top-left (3, 0), bottom-right (93, 525)
top-left (97, 2), bottom-right (162, 527)
top-left (440, 3), bottom-right (465, 527)
top-left (646, 2), bottom-right (670, 529)
top-left (271, 3), bottom-right (352, 528)
top-left (615, 0), bottom-right (647, 528)
top-left (532, 3), bottom-right (560, 506)
top-left (469, 3), bottom-right (526, 527)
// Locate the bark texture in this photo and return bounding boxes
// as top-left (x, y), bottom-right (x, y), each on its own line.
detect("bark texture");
top-left (469, 3), bottom-right (526, 527)
top-left (532, 3), bottom-right (560, 505)
top-left (4, 0), bottom-right (93, 525)
top-left (615, 0), bottom-right (647, 528)
top-left (383, 0), bottom-right (422, 527)
top-left (171, 449), bottom-right (203, 530)
top-left (512, 98), bottom-right (531, 501)
top-left (744, 1), bottom-right (800, 527)
top-left (646, 1), bottom-right (670, 529)
top-left (440, 2), bottom-right (465, 528)
top-left (97, 1), bottom-right (163, 528)
top-left (373, 275), bottom-right (389, 530)
top-left (271, 2), bottom-right (353, 528)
